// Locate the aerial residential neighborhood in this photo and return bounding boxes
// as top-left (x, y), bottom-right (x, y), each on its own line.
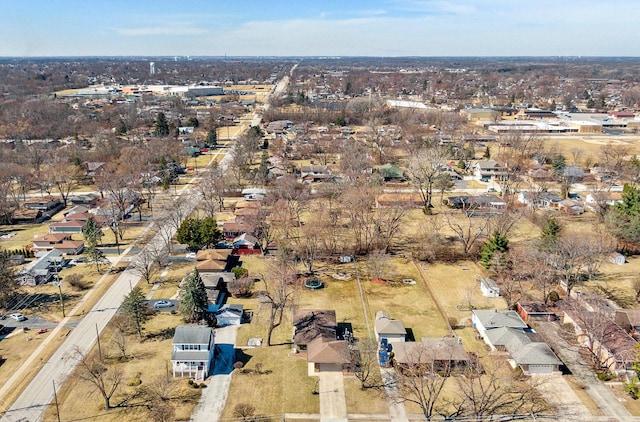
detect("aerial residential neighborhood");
top-left (5, 2), bottom-right (640, 422)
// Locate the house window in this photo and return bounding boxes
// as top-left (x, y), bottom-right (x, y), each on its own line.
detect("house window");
top-left (182, 344), bottom-right (201, 351)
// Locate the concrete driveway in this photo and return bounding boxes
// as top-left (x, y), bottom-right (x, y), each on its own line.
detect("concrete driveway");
top-left (190, 325), bottom-right (238, 422)
top-left (317, 364), bottom-right (347, 422)
top-left (537, 374), bottom-right (591, 417)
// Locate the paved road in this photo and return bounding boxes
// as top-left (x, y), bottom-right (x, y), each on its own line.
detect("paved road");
top-left (190, 325), bottom-right (238, 422)
top-left (535, 320), bottom-right (633, 419)
top-left (1, 192), bottom-right (201, 422)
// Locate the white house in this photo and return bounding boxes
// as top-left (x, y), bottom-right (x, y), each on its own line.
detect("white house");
top-left (473, 160), bottom-right (508, 182)
top-left (374, 311), bottom-right (407, 343)
top-left (609, 252), bottom-right (626, 265)
top-left (472, 310), bottom-right (528, 343)
top-left (171, 326), bottom-right (215, 380)
top-left (480, 278), bottom-right (500, 298)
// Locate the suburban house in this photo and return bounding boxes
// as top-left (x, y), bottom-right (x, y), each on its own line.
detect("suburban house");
top-left (195, 249), bottom-right (236, 273)
top-left (392, 337), bottom-right (470, 373)
top-left (171, 325), bottom-right (215, 380)
top-left (484, 327), bottom-right (562, 375)
top-left (299, 165), bottom-right (333, 183)
top-left (472, 310), bottom-right (528, 344)
top-left (70, 193), bottom-right (100, 207)
top-left (585, 192), bottom-right (623, 211)
top-left (472, 160), bottom-right (508, 182)
top-left (374, 311), bottom-right (407, 343)
top-left (615, 309), bottom-right (640, 335)
top-left (292, 309), bottom-right (337, 350)
top-left (558, 200), bottom-right (584, 215)
top-left (18, 249), bottom-right (66, 286)
top-left (517, 191), bottom-right (563, 209)
top-left (241, 188), bottom-right (266, 201)
top-left (200, 272), bottom-right (235, 313)
top-left (562, 304), bottom-right (637, 373)
top-left (232, 233), bottom-right (261, 254)
top-left (480, 277), bottom-right (500, 298)
top-left (222, 221), bottom-right (252, 240)
top-left (24, 196), bottom-right (63, 211)
top-left (32, 233), bottom-right (84, 255)
top-left (306, 336), bottom-right (351, 374)
top-left (516, 302), bottom-right (556, 323)
top-left (48, 220), bottom-right (86, 234)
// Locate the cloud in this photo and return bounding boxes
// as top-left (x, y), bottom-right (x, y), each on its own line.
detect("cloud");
top-left (115, 24), bottom-right (208, 36)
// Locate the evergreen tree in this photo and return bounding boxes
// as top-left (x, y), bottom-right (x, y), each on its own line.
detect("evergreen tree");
top-left (85, 244), bottom-right (107, 272)
top-left (121, 286), bottom-right (150, 337)
top-left (480, 231), bottom-right (509, 269)
top-left (206, 129), bottom-right (218, 147)
top-left (82, 216), bottom-right (103, 247)
top-left (0, 251), bottom-right (18, 309)
top-left (179, 269), bottom-right (208, 322)
top-left (539, 216), bottom-right (562, 251)
top-left (606, 184), bottom-right (640, 245)
top-left (154, 112), bottom-right (170, 137)
top-left (551, 155), bottom-right (566, 177)
top-left (483, 146), bottom-right (491, 159)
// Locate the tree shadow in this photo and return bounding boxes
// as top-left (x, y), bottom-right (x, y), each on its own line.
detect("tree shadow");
top-left (405, 327), bottom-right (416, 342)
top-left (144, 327), bottom-right (175, 342)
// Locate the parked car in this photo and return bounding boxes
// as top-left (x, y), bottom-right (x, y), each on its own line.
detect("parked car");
top-left (487, 187), bottom-right (497, 192)
top-left (185, 252), bottom-right (197, 260)
top-left (153, 300), bottom-right (172, 309)
top-left (10, 313), bottom-right (26, 321)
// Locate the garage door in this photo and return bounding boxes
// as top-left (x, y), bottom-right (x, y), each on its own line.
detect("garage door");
top-left (528, 364), bottom-right (553, 374)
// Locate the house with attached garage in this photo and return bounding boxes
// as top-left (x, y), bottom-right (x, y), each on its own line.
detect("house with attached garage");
top-left (171, 325), bottom-right (215, 380)
top-left (472, 309), bottom-right (528, 343)
top-left (484, 327), bottom-right (562, 375)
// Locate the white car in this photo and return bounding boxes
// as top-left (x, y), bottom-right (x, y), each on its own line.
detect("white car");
top-left (185, 252), bottom-right (197, 260)
top-left (153, 300), bottom-right (172, 309)
top-left (10, 313), bottom-right (26, 321)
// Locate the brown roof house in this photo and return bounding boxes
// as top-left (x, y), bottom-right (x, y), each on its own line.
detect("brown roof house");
top-left (393, 337), bottom-right (470, 374)
top-left (293, 309), bottom-right (351, 375)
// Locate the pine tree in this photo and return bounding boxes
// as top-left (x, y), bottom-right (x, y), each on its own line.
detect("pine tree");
top-left (206, 129), bottom-right (217, 147)
top-left (82, 216), bottom-right (103, 247)
top-left (539, 216), bottom-right (561, 251)
top-left (121, 286), bottom-right (150, 337)
top-left (154, 112), bottom-right (170, 137)
top-left (0, 251), bottom-right (17, 308)
top-left (179, 269), bottom-right (208, 322)
top-left (480, 231), bottom-right (509, 269)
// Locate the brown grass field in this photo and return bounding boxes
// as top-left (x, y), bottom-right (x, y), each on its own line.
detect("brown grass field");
top-left (43, 312), bottom-right (202, 422)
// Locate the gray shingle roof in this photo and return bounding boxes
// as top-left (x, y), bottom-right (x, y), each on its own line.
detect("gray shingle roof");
top-left (473, 310), bottom-right (528, 329)
top-left (172, 326), bottom-right (213, 345)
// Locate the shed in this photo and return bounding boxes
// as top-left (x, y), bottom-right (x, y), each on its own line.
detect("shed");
top-left (480, 277), bottom-right (500, 298)
top-left (374, 311), bottom-right (407, 343)
top-left (609, 252), bottom-right (626, 265)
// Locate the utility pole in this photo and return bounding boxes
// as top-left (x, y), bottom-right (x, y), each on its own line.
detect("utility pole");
top-left (95, 324), bottom-right (102, 361)
top-left (53, 260), bottom-right (65, 317)
top-left (52, 380), bottom-right (61, 422)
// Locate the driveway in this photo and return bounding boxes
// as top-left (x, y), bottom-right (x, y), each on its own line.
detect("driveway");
top-left (537, 374), bottom-right (591, 417)
top-left (190, 325), bottom-right (238, 422)
top-left (535, 320), bottom-right (632, 419)
top-left (317, 364), bottom-right (347, 421)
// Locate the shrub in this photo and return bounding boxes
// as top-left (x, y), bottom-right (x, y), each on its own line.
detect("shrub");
top-left (233, 361), bottom-right (244, 370)
top-left (234, 403), bottom-right (256, 419)
top-left (128, 377), bottom-right (142, 387)
top-left (548, 290), bottom-right (560, 303)
top-left (199, 382), bottom-right (206, 388)
top-left (597, 372), bottom-right (613, 381)
top-left (66, 274), bottom-right (88, 291)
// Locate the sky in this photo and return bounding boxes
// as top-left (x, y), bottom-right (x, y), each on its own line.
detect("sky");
top-left (1, 0), bottom-right (640, 57)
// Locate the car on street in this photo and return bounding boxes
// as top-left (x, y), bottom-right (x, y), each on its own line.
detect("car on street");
top-left (487, 187), bottom-right (497, 192)
top-left (10, 313), bottom-right (26, 321)
top-left (153, 300), bottom-right (172, 309)
top-left (185, 252), bottom-right (197, 259)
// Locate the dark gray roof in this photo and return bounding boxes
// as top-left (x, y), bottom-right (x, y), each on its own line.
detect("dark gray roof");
top-left (172, 325), bottom-right (213, 345)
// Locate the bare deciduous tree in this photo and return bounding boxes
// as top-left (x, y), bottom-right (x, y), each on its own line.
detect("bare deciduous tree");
top-left (72, 348), bottom-right (123, 410)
